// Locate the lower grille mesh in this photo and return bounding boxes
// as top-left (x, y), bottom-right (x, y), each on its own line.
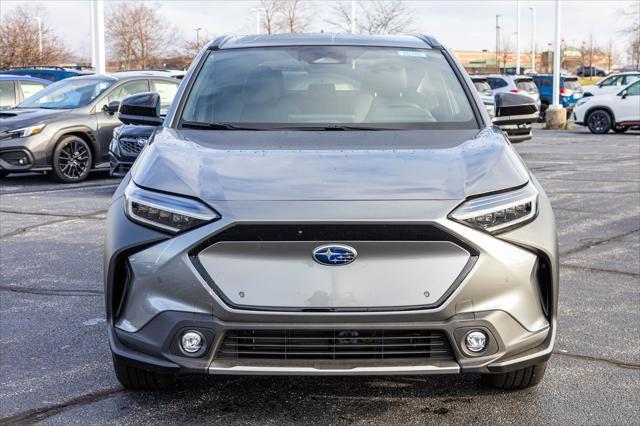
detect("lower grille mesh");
top-left (119, 136), bottom-right (146, 155)
top-left (217, 329), bottom-right (454, 361)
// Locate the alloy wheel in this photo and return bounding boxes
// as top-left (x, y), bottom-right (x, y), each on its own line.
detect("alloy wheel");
top-left (587, 111), bottom-right (610, 134)
top-left (57, 139), bottom-right (90, 181)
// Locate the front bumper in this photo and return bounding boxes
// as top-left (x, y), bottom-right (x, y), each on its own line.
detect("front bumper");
top-left (105, 177), bottom-right (558, 376)
top-left (0, 132), bottom-right (52, 172)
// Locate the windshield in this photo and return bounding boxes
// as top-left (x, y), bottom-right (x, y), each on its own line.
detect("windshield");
top-left (18, 78), bottom-right (113, 109)
top-left (181, 46), bottom-right (477, 129)
top-left (516, 79), bottom-right (538, 93)
top-left (563, 78), bottom-right (581, 91)
top-left (473, 80), bottom-right (493, 96)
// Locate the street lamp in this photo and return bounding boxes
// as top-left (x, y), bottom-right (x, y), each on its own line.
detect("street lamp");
top-left (251, 7), bottom-right (265, 34)
top-left (195, 27), bottom-right (202, 47)
top-left (515, 0), bottom-right (520, 75)
top-left (495, 14), bottom-right (502, 73)
top-left (530, 7), bottom-right (536, 73)
top-left (34, 17), bottom-right (42, 62)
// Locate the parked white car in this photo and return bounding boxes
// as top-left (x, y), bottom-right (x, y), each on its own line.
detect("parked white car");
top-left (572, 80), bottom-right (640, 133)
top-left (581, 72), bottom-right (640, 97)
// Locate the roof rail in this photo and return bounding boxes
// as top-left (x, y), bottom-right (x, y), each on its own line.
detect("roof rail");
top-left (413, 34), bottom-right (443, 49)
top-left (207, 35), bottom-right (232, 51)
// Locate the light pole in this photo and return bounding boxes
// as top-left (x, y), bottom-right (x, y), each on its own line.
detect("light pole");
top-left (34, 17), bottom-right (42, 62)
top-left (530, 6), bottom-right (536, 73)
top-left (195, 27), bottom-right (202, 47)
top-left (515, 0), bottom-right (520, 74)
top-left (90, 0), bottom-right (106, 74)
top-left (251, 8), bottom-right (265, 34)
top-left (496, 14), bottom-right (502, 73)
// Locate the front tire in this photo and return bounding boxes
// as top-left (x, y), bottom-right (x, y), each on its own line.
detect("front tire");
top-left (586, 110), bottom-right (612, 134)
top-left (481, 361), bottom-right (547, 390)
top-left (112, 355), bottom-right (174, 390)
top-left (51, 135), bottom-right (92, 183)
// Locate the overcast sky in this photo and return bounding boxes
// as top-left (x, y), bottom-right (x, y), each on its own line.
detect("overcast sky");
top-left (1, 0), bottom-right (636, 61)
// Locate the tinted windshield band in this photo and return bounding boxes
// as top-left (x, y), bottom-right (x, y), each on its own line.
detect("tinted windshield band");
top-left (177, 45), bottom-right (480, 130)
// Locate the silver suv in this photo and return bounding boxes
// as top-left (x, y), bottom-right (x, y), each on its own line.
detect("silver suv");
top-left (105, 34), bottom-right (557, 391)
top-left (0, 72), bottom-right (178, 182)
top-left (484, 74), bottom-right (541, 110)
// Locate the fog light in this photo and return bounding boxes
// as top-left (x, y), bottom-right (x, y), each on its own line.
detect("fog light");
top-left (465, 330), bottom-right (488, 353)
top-left (180, 331), bottom-right (203, 353)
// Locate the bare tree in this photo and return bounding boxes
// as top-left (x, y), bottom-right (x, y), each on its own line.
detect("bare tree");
top-left (619, 1), bottom-right (640, 68)
top-left (604, 39), bottom-right (619, 72)
top-left (276, 0), bottom-right (312, 33)
top-left (0, 4), bottom-right (70, 68)
top-left (326, 0), bottom-right (415, 35)
top-left (106, 2), bottom-right (177, 70)
top-left (500, 36), bottom-right (513, 72)
top-left (183, 30), bottom-right (213, 57)
top-left (259, 0), bottom-right (281, 34)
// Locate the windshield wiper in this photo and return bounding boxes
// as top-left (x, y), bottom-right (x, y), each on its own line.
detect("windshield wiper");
top-left (267, 125), bottom-right (395, 131)
top-left (181, 121), bottom-right (260, 130)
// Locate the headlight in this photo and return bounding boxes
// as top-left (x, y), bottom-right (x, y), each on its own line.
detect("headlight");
top-left (449, 183), bottom-right (538, 234)
top-left (124, 182), bottom-right (219, 234)
top-left (576, 98), bottom-right (591, 107)
top-left (7, 123), bottom-right (46, 138)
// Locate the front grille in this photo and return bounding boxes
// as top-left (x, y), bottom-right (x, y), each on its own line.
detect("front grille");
top-left (118, 136), bottom-right (147, 155)
top-left (217, 329), bottom-right (454, 361)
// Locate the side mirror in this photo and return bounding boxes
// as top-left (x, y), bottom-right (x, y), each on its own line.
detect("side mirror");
top-left (620, 90), bottom-right (628, 99)
top-left (118, 92), bottom-right (163, 126)
top-left (492, 92), bottom-right (539, 144)
top-left (102, 100), bottom-right (120, 114)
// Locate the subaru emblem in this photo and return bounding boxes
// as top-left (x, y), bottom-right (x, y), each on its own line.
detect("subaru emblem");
top-left (312, 244), bottom-right (357, 266)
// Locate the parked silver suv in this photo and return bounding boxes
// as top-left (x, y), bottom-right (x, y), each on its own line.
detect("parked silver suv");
top-left (0, 71), bottom-right (178, 182)
top-left (484, 74), bottom-right (541, 110)
top-left (105, 34), bottom-right (556, 391)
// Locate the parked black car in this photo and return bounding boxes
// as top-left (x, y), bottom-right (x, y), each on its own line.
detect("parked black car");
top-left (109, 124), bottom-right (155, 176)
top-left (576, 66), bottom-right (606, 77)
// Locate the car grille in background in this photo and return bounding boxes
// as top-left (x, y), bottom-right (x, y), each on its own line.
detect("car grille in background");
top-left (217, 329), bottom-right (454, 361)
top-left (118, 136), bottom-right (147, 155)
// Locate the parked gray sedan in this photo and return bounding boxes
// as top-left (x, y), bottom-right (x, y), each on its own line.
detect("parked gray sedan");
top-left (0, 71), bottom-right (179, 182)
top-left (105, 34), bottom-right (557, 392)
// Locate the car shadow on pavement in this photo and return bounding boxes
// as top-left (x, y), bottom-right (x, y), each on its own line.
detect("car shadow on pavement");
top-left (115, 374), bottom-right (508, 421)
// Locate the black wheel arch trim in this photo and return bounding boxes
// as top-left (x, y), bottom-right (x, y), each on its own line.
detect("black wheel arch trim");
top-left (585, 105), bottom-right (616, 125)
top-left (48, 126), bottom-right (100, 166)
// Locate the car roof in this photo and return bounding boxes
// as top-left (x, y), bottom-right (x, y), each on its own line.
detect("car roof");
top-left (210, 33), bottom-right (442, 50)
top-left (110, 70), bottom-right (181, 79)
top-left (0, 74), bottom-right (50, 84)
top-left (60, 72), bottom-right (179, 83)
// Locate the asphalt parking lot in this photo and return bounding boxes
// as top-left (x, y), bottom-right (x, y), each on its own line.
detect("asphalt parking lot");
top-left (0, 127), bottom-right (638, 425)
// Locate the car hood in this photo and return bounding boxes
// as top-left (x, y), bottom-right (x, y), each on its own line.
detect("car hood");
top-left (0, 108), bottom-right (70, 132)
top-left (131, 126), bottom-right (529, 202)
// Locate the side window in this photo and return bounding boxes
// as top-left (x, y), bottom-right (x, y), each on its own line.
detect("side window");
top-left (20, 81), bottom-right (47, 99)
top-left (153, 80), bottom-right (179, 113)
top-left (626, 82), bottom-right (640, 96)
top-left (624, 75), bottom-right (640, 85)
top-left (0, 81), bottom-right (17, 107)
top-left (493, 78), bottom-right (508, 88)
top-left (599, 76), bottom-right (618, 87)
top-left (108, 80), bottom-right (150, 103)
top-left (97, 80), bottom-right (150, 110)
